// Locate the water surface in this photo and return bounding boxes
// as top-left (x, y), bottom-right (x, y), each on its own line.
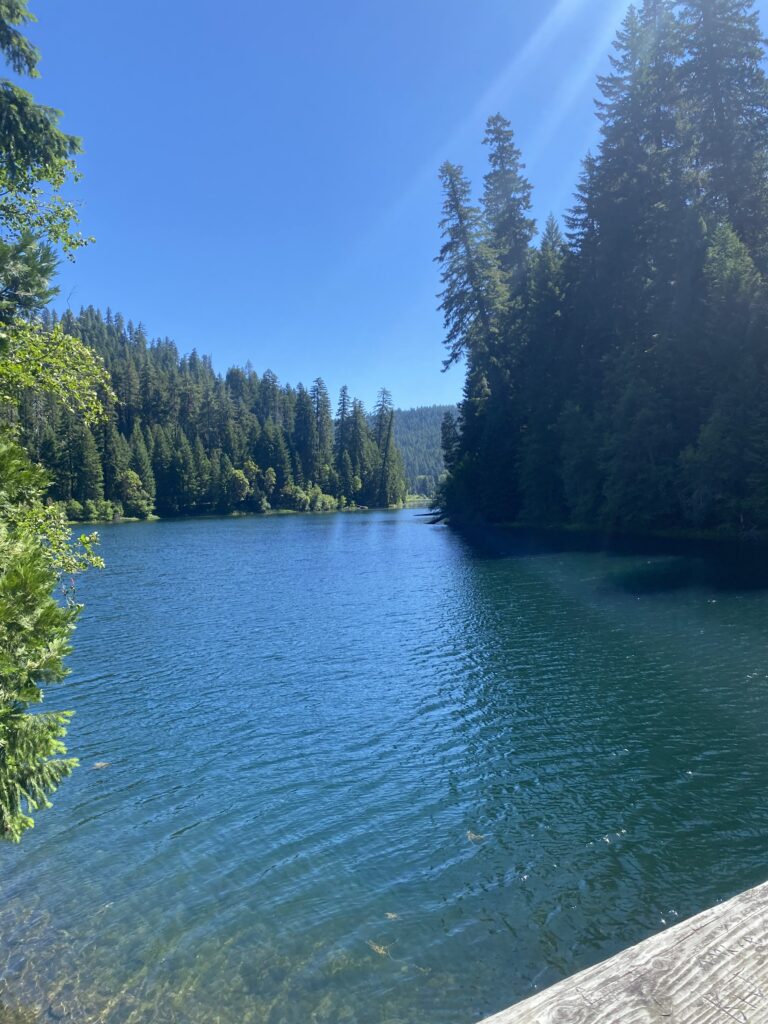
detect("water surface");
top-left (2, 510), bottom-right (768, 1023)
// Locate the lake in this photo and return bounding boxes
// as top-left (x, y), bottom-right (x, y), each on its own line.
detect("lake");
top-left (2, 509), bottom-right (768, 1024)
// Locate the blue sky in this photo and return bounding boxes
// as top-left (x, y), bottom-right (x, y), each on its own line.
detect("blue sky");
top-left (23, 0), bottom-right (765, 409)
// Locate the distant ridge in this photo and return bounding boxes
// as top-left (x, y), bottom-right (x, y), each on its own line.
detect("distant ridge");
top-left (394, 405), bottom-right (456, 498)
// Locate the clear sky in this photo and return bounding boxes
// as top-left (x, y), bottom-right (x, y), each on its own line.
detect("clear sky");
top-left (23, 0), bottom-right (766, 410)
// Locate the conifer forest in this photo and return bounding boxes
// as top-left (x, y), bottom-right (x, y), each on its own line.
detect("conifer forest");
top-left (437, 0), bottom-right (768, 536)
top-left (14, 307), bottom-right (413, 521)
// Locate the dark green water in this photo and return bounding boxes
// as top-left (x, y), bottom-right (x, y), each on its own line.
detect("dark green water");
top-left (2, 510), bottom-right (768, 1024)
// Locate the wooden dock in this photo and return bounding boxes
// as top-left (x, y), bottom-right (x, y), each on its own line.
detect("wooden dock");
top-left (478, 881), bottom-right (768, 1023)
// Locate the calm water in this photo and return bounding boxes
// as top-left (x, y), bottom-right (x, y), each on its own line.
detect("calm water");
top-left (2, 510), bottom-right (768, 1024)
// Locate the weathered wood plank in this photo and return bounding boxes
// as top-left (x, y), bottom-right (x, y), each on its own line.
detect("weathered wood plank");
top-left (479, 881), bottom-right (768, 1023)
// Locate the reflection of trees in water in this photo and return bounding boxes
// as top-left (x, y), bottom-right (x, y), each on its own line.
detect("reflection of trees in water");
top-left (453, 521), bottom-right (768, 593)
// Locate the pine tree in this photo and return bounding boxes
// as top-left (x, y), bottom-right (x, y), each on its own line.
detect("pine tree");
top-left (348, 400), bottom-right (378, 503)
top-left (376, 410), bottom-right (407, 506)
top-left (129, 420), bottom-right (155, 500)
top-left (481, 113), bottom-right (535, 290)
top-left (517, 216), bottom-right (569, 523)
top-left (311, 377), bottom-right (334, 485)
top-left (73, 427), bottom-right (104, 504)
top-left (436, 161), bottom-right (508, 371)
top-left (373, 388), bottom-right (394, 449)
top-left (335, 384), bottom-right (352, 479)
top-left (167, 427), bottom-right (198, 514)
top-left (679, 0), bottom-right (768, 265)
top-left (151, 425), bottom-right (173, 515)
top-left (441, 411), bottom-right (460, 474)
top-left (293, 384), bottom-right (319, 484)
top-left (101, 419), bottom-right (131, 501)
top-left (562, 0), bottom-right (701, 528)
top-left (193, 436), bottom-right (212, 509)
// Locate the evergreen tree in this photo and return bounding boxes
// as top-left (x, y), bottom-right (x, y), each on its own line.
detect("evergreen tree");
top-left (15, 310), bottom-right (410, 520)
top-left (101, 418), bottom-right (130, 501)
top-left (679, 0), bottom-right (768, 265)
top-left (293, 384), bottom-right (319, 484)
top-left (129, 420), bottom-right (156, 500)
top-left (373, 388), bottom-right (394, 449)
top-left (516, 216), bottom-right (569, 523)
top-left (193, 436), bottom-right (212, 509)
top-left (348, 399), bottom-right (378, 503)
top-left (441, 410), bottom-right (460, 474)
top-left (436, 161), bottom-right (508, 370)
top-left (72, 426), bottom-right (104, 505)
top-left (435, 0), bottom-right (768, 536)
top-left (482, 113), bottom-right (535, 290)
top-left (167, 427), bottom-right (198, 514)
top-left (311, 377), bottom-right (334, 486)
top-left (376, 410), bottom-right (407, 506)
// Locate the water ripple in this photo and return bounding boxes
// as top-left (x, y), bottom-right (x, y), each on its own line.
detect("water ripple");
top-left (2, 511), bottom-right (768, 1024)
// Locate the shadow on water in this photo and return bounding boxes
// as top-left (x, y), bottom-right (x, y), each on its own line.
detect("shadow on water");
top-left (449, 522), bottom-right (768, 593)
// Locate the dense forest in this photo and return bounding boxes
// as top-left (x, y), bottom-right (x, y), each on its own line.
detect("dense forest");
top-left (437, 0), bottom-right (768, 536)
top-left (394, 405), bottom-right (454, 496)
top-left (12, 307), bottom-right (409, 519)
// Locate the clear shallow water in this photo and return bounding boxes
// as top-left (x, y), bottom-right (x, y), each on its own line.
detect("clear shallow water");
top-left (2, 510), bottom-right (768, 1024)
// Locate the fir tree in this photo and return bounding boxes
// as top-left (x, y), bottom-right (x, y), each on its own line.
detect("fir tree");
top-left (436, 161), bottom-right (508, 370)
top-left (679, 0), bottom-right (768, 264)
top-left (129, 420), bottom-right (155, 500)
top-left (293, 384), bottom-right (319, 485)
top-left (482, 113), bottom-right (535, 290)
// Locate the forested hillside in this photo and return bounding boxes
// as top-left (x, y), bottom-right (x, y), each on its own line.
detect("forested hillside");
top-left (393, 405), bottom-right (455, 496)
top-left (438, 0), bottom-right (768, 536)
top-left (15, 307), bottom-right (407, 519)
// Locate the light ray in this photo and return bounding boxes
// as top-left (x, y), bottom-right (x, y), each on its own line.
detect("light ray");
top-left (314, 0), bottom-right (627, 299)
top-left (401, 0), bottom-right (597, 215)
top-left (527, 0), bottom-right (631, 164)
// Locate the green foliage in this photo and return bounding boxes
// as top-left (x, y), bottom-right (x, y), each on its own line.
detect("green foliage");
top-left (0, 319), bottom-right (112, 417)
top-left (0, 0), bottom-right (103, 841)
top-left (19, 306), bottom-right (408, 518)
top-left (436, 161), bottom-right (509, 370)
top-left (0, 233), bottom-right (55, 330)
top-left (224, 466), bottom-right (250, 508)
top-left (0, 424), bottom-right (104, 843)
top-left (438, 0), bottom-right (768, 537)
top-left (0, 1), bottom-right (87, 260)
top-left (393, 404), bottom-right (455, 496)
top-left (0, 434), bottom-right (88, 841)
top-left (482, 113), bottom-right (535, 289)
top-left (117, 468), bottom-right (153, 519)
top-left (0, 1), bottom-right (40, 78)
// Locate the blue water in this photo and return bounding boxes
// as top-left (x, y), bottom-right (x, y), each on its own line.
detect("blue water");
top-left (2, 510), bottom-right (768, 1023)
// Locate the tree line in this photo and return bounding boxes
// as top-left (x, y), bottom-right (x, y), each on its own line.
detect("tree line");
top-left (12, 306), bottom-right (408, 520)
top-left (437, 0), bottom-right (768, 536)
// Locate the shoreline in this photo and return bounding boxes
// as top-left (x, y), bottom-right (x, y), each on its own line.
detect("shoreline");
top-left (67, 499), bottom-right (433, 528)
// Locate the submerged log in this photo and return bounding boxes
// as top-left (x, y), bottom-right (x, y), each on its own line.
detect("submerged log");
top-left (479, 881), bottom-right (768, 1023)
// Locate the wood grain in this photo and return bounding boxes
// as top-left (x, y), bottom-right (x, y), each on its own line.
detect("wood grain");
top-left (478, 882), bottom-right (768, 1023)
